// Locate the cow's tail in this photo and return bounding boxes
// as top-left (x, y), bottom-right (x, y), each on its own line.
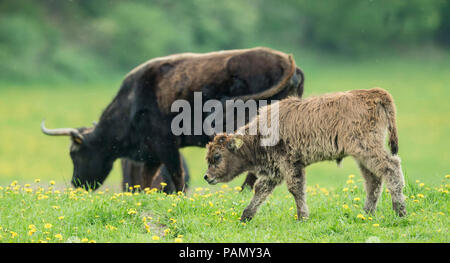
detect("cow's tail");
top-left (377, 88), bottom-right (399, 155)
top-left (233, 54), bottom-right (296, 101)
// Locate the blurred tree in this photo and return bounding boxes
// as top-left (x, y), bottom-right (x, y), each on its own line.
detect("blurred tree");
top-left (0, 0), bottom-right (448, 83)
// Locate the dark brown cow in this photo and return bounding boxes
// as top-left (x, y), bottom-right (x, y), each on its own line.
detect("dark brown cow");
top-left (41, 47), bottom-right (304, 192)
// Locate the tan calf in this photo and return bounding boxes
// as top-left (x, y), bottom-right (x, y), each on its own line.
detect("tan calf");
top-left (205, 88), bottom-right (406, 221)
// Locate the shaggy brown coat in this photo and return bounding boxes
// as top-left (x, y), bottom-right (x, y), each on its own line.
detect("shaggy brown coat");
top-left (205, 88), bottom-right (406, 221)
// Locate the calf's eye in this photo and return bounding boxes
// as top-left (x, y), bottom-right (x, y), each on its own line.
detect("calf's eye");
top-left (213, 153), bottom-right (221, 162)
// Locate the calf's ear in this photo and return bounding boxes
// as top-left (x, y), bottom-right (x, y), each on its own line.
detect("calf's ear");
top-left (226, 136), bottom-right (243, 152)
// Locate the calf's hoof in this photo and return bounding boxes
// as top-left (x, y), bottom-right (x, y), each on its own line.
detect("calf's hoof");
top-left (297, 212), bottom-right (309, 221)
top-left (393, 202), bottom-right (407, 217)
top-left (240, 210), bottom-right (254, 222)
top-left (363, 207), bottom-right (376, 215)
top-left (396, 209), bottom-right (407, 217)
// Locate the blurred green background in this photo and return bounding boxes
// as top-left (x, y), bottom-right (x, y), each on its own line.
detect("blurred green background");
top-left (0, 0), bottom-right (449, 189)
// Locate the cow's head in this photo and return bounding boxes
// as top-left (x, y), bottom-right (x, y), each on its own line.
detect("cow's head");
top-left (41, 120), bottom-right (114, 190)
top-left (204, 133), bottom-right (248, 185)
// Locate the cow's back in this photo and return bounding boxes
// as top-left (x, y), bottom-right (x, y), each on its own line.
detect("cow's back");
top-left (126, 47), bottom-right (296, 113)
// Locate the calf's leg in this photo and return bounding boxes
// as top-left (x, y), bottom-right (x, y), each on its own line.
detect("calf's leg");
top-left (358, 153), bottom-right (406, 216)
top-left (240, 172), bottom-right (257, 190)
top-left (357, 162), bottom-right (383, 214)
top-left (286, 165), bottom-right (309, 220)
top-left (241, 177), bottom-right (277, 222)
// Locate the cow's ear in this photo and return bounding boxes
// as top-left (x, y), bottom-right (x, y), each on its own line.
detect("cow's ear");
top-left (226, 136), bottom-right (243, 152)
top-left (70, 131), bottom-right (84, 145)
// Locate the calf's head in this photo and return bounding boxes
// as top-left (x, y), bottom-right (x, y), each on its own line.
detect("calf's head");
top-left (41, 120), bottom-right (114, 190)
top-left (204, 134), bottom-right (247, 185)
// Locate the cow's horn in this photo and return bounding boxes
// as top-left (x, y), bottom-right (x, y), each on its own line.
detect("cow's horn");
top-left (41, 119), bottom-right (83, 141)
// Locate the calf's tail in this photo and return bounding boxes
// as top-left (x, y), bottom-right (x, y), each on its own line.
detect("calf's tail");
top-left (377, 88), bottom-right (399, 155)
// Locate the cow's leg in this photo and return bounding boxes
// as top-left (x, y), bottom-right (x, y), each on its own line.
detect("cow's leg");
top-left (141, 162), bottom-right (163, 190)
top-left (357, 152), bottom-right (406, 217)
top-left (132, 104), bottom-right (185, 192)
top-left (357, 161), bottom-right (383, 214)
top-left (285, 165), bottom-right (309, 220)
top-left (122, 159), bottom-right (161, 192)
top-left (240, 172), bottom-right (257, 190)
top-left (150, 138), bottom-right (185, 192)
top-left (121, 159), bottom-right (134, 191)
top-left (241, 177), bottom-right (277, 222)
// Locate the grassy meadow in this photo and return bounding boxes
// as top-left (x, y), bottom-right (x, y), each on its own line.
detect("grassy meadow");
top-left (0, 50), bottom-right (449, 242)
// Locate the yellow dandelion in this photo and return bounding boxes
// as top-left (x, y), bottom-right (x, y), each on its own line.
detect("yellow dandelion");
top-left (58, 216), bottom-right (65, 220)
top-left (10, 231), bottom-right (18, 239)
top-left (417, 194), bottom-right (424, 198)
top-left (88, 240), bottom-right (96, 243)
top-left (152, 236), bottom-right (160, 241)
top-left (134, 185), bottom-right (141, 189)
top-left (49, 180), bottom-right (55, 185)
top-left (346, 179), bottom-right (354, 185)
top-left (348, 174), bottom-right (355, 179)
top-left (195, 187), bottom-right (203, 192)
top-left (342, 187), bottom-right (349, 192)
top-left (372, 224), bottom-right (380, 227)
top-left (44, 223), bottom-right (52, 229)
top-left (221, 184), bottom-right (229, 189)
top-left (445, 175), bottom-right (450, 179)
top-left (81, 238), bottom-right (89, 243)
top-left (342, 204), bottom-right (349, 209)
top-left (160, 182), bottom-right (167, 187)
top-left (54, 234), bottom-right (63, 240)
top-left (127, 209), bottom-right (137, 215)
top-left (413, 199), bottom-right (419, 203)
top-left (353, 197), bottom-right (361, 201)
top-left (234, 186), bottom-right (242, 191)
top-left (356, 214), bottom-right (366, 220)
top-left (28, 224), bottom-right (36, 230)
top-left (174, 238), bottom-right (183, 243)
top-left (419, 183), bottom-right (425, 187)
top-left (35, 179), bottom-right (41, 183)
top-left (209, 201), bottom-right (214, 207)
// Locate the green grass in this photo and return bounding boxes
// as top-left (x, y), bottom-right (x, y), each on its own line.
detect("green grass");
top-left (0, 177), bottom-right (448, 242)
top-left (0, 50), bottom-right (449, 242)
